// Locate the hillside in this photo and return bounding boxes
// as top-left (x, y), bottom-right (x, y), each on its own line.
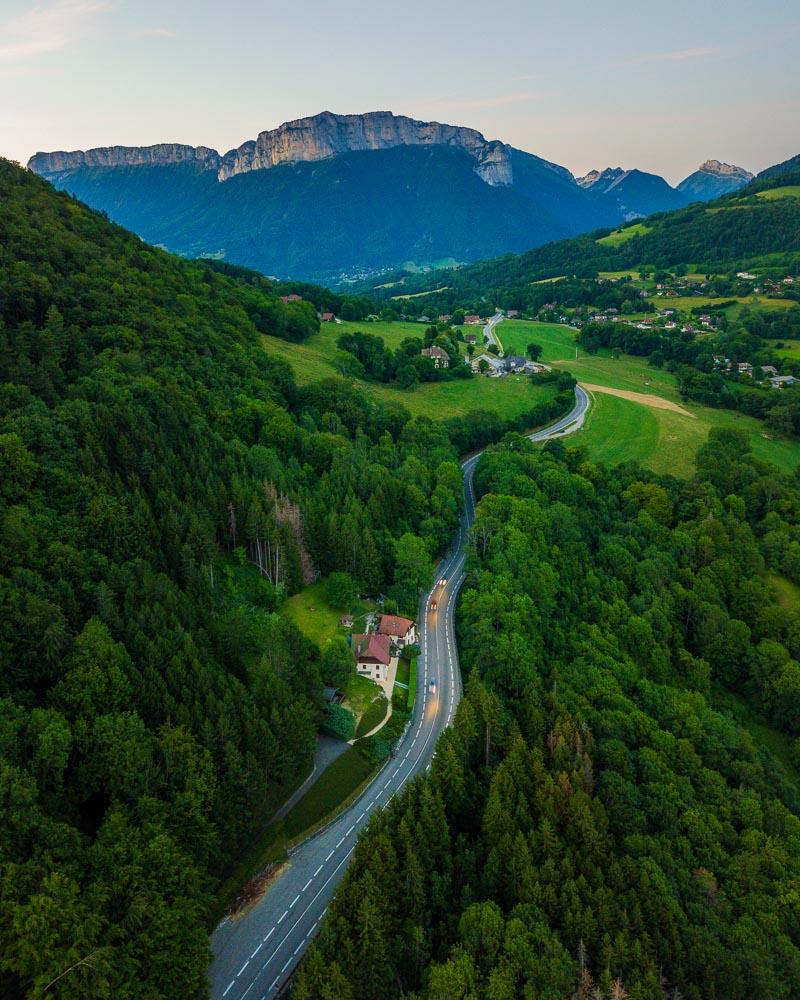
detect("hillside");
top-left (28, 111), bottom-right (709, 285)
top-left (370, 162), bottom-right (800, 307)
top-left (0, 159), bottom-right (473, 997)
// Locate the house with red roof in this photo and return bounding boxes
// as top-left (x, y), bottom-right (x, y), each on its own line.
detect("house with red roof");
top-left (376, 613), bottom-right (417, 647)
top-left (352, 633), bottom-right (392, 682)
top-left (321, 312), bottom-right (336, 322)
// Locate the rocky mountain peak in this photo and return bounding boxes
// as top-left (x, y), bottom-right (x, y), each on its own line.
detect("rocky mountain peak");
top-left (217, 111), bottom-right (513, 186)
top-left (697, 159), bottom-right (753, 180)
top-left (576, 167), bottom-right (627, 191)
top-left (29, 111), bottom-right (513, 187)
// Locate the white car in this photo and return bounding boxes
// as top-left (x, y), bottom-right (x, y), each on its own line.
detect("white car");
top-left (438, 577), bottom-right (447, 586)
top-left (429, 679), bottom-right (437, 694)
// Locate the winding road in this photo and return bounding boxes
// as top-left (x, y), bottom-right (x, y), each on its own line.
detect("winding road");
top-left (483, 313), bottom-right (505, 354)
top-left (208, 385), bottom-right (590, 1000)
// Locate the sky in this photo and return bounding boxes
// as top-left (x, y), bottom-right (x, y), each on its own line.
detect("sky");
top-left (1, 0), bottom-right (799, 184)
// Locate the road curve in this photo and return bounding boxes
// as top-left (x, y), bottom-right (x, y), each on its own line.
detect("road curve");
top-left (482, 313), bottom-right (504, 354)
top-left (208, 385), bottom-right (590, 1000)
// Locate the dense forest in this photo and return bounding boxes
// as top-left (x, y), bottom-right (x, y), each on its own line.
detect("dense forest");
top-left (295, 429), bottom-right (800, 999)
top-left (0, 160), bottom-right (476, 996)
top-left (363, 164), bottom-right (800, 315)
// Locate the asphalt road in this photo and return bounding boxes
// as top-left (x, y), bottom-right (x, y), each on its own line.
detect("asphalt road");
top-left (483, 313), bottom-right (505, 353)
top-left (208, 385), bottom-right (590, 1000)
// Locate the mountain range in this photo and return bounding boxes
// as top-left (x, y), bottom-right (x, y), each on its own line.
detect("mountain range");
top-left (28, 110), bottom-right (755, 284)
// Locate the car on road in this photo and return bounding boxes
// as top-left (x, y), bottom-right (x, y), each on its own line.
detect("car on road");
top-left (438, 577), bottom-right (447, 586)
top-left (429, 679), bottom-right (436, 694)
top-left (429, 598), bottom-right (437, 610)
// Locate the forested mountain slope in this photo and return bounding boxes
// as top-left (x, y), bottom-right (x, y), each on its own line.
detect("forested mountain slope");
top-left (368, 163), bottom-right (800, 308)
top-left (0, 160), bottom-right (468, 996)
top-left (295, 430), bottom-right (800, 999)
top-left (28, 111), bottom-right (705, 285)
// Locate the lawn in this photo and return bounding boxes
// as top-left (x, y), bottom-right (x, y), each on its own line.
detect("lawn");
top-left (395, 658), bottom-right (411, 687)
top-left (498, 320), bottom-right (800, 476)
top-left (281, 580), bottom-right (372, 649)
top-left (407, 658), bottom-right (417, 712)
top-left (596, 222), bottom-right (651, 246)
top-left (283, 747), bottom-right (376, 840)
top-left (262, 320), bottom-right (560, 421)
top-left (342, 673), bottom-right (383, 720)
top-left (354, 694), bottom-right (389, 739)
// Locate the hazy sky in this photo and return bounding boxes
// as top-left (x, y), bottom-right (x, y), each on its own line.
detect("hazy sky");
top-left (2, 0), bottom-right (799, 183)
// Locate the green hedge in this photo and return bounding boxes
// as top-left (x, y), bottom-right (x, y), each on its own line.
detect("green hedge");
top-left (407, 658), bottom-right (417, 713)
top-left (321, 702), bottom-right (355, 741)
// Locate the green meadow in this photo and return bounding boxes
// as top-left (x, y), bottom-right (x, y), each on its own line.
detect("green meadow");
top-left (755, 186), bottom-right (800, 201)
top-left (262, 320), bottom-right (559, 420)
top-left (596, 222), bottom-right (651, 246)
top-left (499, 320), bottom-right (800, 476)
top-left (263, 317), bottom-right (800, 476)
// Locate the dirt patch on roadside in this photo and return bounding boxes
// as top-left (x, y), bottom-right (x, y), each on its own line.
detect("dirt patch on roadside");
top-left (579, 382), bottom-right (695, 418)
top-left (227, 861), bottom-right (288, 920)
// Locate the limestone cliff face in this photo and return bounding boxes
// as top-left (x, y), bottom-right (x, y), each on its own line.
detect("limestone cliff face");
top-left (29, 112), bottom-right (513, 187)
top-left (216, 112), bottom-right (513, 186)
top-left (28, 144), bottom-right (221, 175)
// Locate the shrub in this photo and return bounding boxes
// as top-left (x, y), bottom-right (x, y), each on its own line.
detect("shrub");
top-left (321, 702), bottom-right (355, 741)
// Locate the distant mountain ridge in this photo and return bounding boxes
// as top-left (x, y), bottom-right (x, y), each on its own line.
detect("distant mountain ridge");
top-left (26, 111), bottom-right (760, 284)
top-left (577, 166), bottom-right (689, 218)
top-left (29, 111), bottom-right (519, 187)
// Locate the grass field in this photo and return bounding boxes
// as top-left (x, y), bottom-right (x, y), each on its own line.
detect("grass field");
top-left (499, 320), bottom-right (800, 475)
top-left (756, 186), bottom-right (800, 201)
top-left (596, 222), bottom-right (651, 246)
top-left (262, 320), bottom-right (559, 420)
top-left (650, 295), bottom-right (796, 314)
top-left (281, 580), bottom-right (372, 649)
top-left (597, 270), bottom-right (639, 280)
top-left (770, 339), bottom-right (800, 360)
top-left (391, 286), bottom-right (450, 300)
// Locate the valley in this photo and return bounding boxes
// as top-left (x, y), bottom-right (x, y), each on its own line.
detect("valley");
top-left (261, 319), bottom-right (561, 421)
top-left (27, 111), bottom-right (756, 285)
top-left (4, 50), bottom-right (800, 999)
